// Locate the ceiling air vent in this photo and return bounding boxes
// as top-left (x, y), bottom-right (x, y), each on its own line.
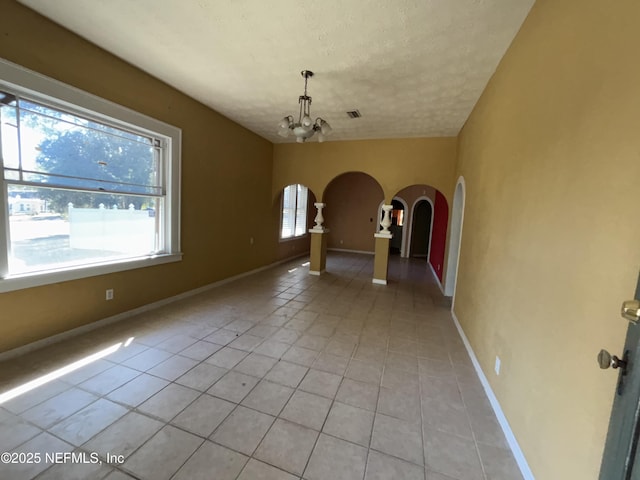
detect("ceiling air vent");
top-left (346, 110), bottom-right (361, 119)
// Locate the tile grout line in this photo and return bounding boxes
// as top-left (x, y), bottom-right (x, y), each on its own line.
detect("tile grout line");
top-left (418, 334), bottom-right (429, 480)
top-left (362, 332), bottom-right (390, 480)
top-left (2, 255), bottom-right (499, 480)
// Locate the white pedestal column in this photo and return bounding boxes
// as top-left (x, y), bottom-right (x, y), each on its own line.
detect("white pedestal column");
top-left (380, 204), bottom-right (393, 234)
top-left (309, 203), bottom-right (328, 275)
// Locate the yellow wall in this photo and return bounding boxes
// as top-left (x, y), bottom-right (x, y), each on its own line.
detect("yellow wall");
top-left (454, 0), bottom-right (640, 478)
top-left (0, 1), bottom-right (280, 352)
top-left (272, 137), bottom-right (457, 203)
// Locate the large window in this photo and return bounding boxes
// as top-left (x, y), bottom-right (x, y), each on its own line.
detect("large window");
top-left (0, 59), bottom-right (181, 292)
top-left (281, 184), bottom-right (308, 239)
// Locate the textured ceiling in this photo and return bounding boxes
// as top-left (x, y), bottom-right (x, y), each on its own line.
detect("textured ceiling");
top-left (18, 0), bottom-right (534, 143)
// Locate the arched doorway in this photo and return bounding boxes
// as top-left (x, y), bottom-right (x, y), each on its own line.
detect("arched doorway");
top-left (445, 177), bottom-right (466, 299)
top-left (409, 197), bottom-right (434, 261)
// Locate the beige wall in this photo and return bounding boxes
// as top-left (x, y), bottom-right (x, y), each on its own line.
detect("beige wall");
top-left (272, 137), bottom-right (457, 203)
top-left (394, 184), bottom-right (436, 206)
top-left (0, 1), bottom-right (279, 352)
top-left (454, 0), bottom-right (640, 478)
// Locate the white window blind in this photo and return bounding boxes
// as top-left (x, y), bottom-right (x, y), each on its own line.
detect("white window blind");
top-left (281, 184), bottom-right (308, 239)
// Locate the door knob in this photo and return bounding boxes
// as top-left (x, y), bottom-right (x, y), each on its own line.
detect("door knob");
top-left (622, 300), bottom-right (640, 324)
top-left (598, 349), bottom-right (627, 370)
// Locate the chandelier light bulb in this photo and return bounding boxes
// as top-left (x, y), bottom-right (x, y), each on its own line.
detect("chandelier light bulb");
top-left (302, 115), bottom-right (313, 128)
top-left (278, 117), bottom-right (290, 129)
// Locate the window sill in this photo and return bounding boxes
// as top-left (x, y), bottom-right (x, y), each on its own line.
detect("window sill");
top-left (279, 234), bottom-right (308, 243)
top-left (0, 253), bottom-right (182, 293)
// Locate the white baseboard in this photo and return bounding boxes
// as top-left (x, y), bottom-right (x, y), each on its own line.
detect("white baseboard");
top-left (372, 278), bottom-right (387, 285)
top-left (450, 310), bottom-right (535, 480)
top-left (0, 253), bottom-right (309, 362)
top-left (428, 261), bottom-right (445, 294)
top-left (328, 248), bottom-right (375, 255)
top-left (309, 269), bottom-right (325, 276)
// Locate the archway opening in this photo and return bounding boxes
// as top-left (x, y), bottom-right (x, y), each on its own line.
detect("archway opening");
top-left (391, 185), bottom-right (448, 285)
top-left (323, 172), bottom-right (384, 254)
top-left (410, 199), bottom-right (433, 260)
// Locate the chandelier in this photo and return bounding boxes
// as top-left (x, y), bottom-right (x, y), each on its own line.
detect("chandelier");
top-left (277, 70), bottom-right (332, 143)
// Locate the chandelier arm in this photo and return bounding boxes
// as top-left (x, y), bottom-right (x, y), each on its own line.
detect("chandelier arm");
top-left (298, 99), bottom-right (304, 124)
top-left (305, 97), bottom-right (311, 118)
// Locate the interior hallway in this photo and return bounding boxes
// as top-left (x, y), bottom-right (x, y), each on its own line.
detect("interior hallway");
top-left (0, 253), bottom-right (521, 480)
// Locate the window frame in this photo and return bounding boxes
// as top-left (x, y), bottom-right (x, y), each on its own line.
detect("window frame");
top-left (0, 58), bottom-right (182, 293)
top-left (279, 184), bottom-right (308, 241)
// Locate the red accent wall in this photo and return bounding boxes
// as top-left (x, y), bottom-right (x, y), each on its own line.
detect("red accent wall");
top-left (429, 190), bottom-right (449, 282)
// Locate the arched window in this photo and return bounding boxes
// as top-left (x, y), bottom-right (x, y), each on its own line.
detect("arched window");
top-left (280, 184), bottom-right (308, 239)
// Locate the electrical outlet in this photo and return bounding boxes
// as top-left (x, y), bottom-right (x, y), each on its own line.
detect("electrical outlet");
top-left (495, 356), bottom-right (501, 375)
top-left (249, 237), bottom-right (254, 245)
top-left (106, 289), bottom-right (114, 301)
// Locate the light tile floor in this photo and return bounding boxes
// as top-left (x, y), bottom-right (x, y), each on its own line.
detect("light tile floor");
top-left (0, 253), bottom-right (523, 480)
